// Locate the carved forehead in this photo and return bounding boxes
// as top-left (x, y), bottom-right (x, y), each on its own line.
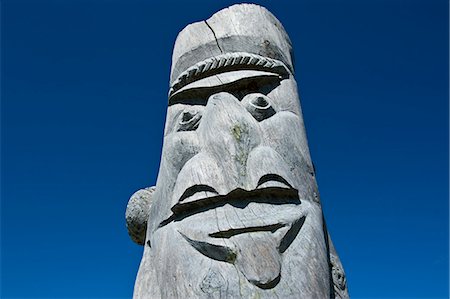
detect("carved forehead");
top-left (170, 4), bottom-right (295, 88)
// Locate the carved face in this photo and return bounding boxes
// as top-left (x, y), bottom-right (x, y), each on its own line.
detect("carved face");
top-left (139, 64), bottom-right (329, 297)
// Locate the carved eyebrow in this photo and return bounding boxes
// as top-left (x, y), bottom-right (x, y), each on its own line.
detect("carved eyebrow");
top-left (179, 184), bottom-right (219, 202)
top-left (256, 174), bottom-right (293, 189)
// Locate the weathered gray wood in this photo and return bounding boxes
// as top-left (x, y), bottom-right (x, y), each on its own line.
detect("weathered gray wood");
top-left (126, 4), bottom-right (349, 298)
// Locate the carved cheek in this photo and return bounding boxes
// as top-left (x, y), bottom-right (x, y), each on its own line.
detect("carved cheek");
top-left (260, 111), bottom-right (317, 202)
top-left (260, 111), bottom-right (310, 164)
top-left (171, 152), bottom-right (228, 205)
top-left (162, 131), bottom-right (201, 174)
top-left (246, 146), bottom-right (295, 190)
top-left (266, 78), bottom-right (302, 115)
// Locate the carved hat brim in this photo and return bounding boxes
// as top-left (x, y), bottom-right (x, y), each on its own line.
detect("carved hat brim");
top-left (168, 52), bottom-right (291, 101)
top-left (169, 69), bottom-right (282, 102)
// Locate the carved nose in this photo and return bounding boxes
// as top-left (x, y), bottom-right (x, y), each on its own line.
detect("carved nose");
top-left (242, 94), bottom-right (276, 121)
top-left (197, 92), bottom-right (262, 189)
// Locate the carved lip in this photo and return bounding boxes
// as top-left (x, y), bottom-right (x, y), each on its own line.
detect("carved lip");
top-left (208, 223), bottom-right (286, 239)
top-left (179, 214), bottom-right (306, 258)
top-left (177, 214), bottom-right (307, 289)
top-left (178, 202), bottom-right (305, 247)
top-left (178, 216), bottom-right (306, 289)
top-left (158, 176), bottom-right (300, 229)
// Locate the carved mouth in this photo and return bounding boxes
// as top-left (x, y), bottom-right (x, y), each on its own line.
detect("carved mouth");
top-left (178, 214), bottom-right (306, 289)
top-left (156, 174), bottom-right (305, 289)
top-left (179, 215), bottom-right (306, 258)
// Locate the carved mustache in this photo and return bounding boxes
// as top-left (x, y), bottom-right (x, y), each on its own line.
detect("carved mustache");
top-left (179, 173), bottom-right (294, 203)
top-left (158, 174), bottom-right (300, 228)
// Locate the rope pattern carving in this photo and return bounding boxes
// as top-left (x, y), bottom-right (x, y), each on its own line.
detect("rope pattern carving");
top-left (169, 52), bottom-right (289, 97)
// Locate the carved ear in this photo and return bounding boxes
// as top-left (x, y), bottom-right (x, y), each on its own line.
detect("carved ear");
top-left (125, 187), bottom-right (155, 245)
top-left (328, 234), bottom-right (349, 298)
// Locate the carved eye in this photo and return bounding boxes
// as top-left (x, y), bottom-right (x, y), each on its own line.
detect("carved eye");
top-left (177, 107), bottom-right (202, 131)
top-left (242, 94), bottom-right (276, 121)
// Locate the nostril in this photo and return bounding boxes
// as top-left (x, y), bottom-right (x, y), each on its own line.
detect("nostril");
top-left (242, 94), bottom-right (276, 121)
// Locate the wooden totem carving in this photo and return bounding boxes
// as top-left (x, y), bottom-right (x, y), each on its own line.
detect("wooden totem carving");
top-left (126, 4), bottom-right (349, 298)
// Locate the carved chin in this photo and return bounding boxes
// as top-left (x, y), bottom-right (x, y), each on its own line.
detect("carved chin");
top-left (175, 201), bottom-right (306, 289)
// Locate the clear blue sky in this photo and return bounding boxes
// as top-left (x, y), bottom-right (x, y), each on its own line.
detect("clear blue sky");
top-left (1, 0), bottom-right (448, 298)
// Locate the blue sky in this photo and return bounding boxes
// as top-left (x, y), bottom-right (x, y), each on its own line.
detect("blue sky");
top-left (1, 0), bottom-right (448, 298)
